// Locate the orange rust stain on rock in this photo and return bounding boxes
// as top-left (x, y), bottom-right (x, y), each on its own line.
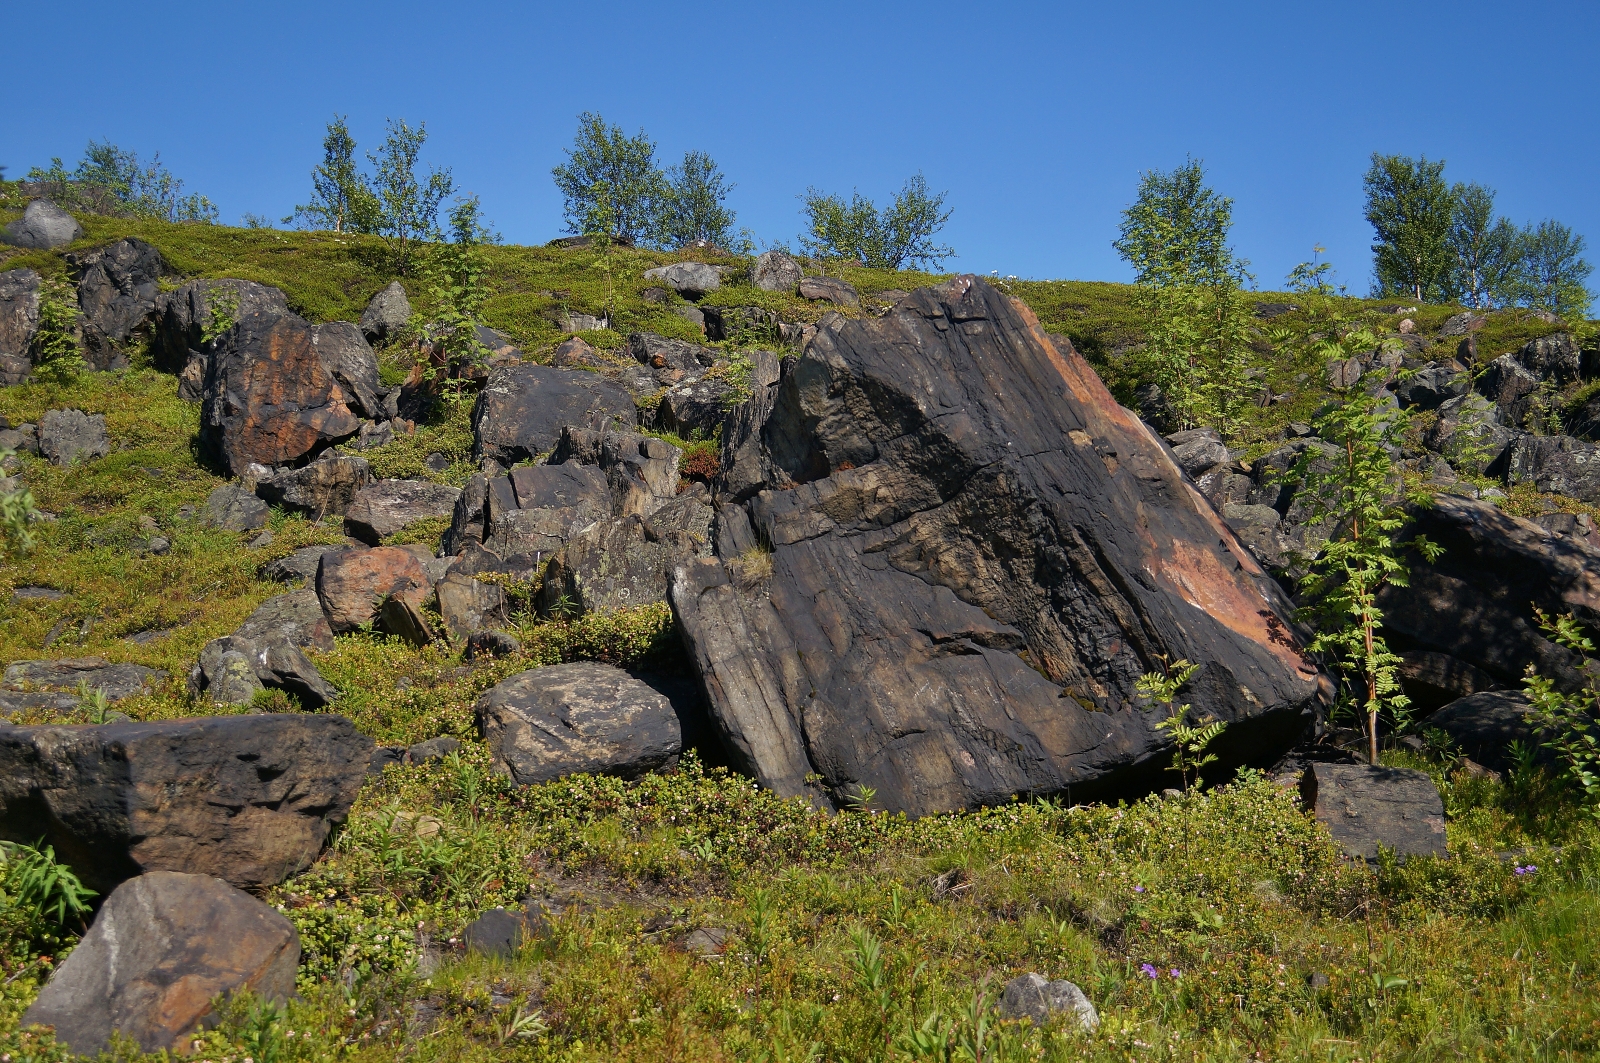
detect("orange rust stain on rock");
top-left (1160, 538), bottom-right (1315, 676)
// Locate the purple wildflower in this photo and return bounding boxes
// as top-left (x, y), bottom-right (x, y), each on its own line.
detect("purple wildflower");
top-left (1140, 964), bottom-right (1159, 979)
top-left (1170, 968), bottom-right (1182, 978)
top-left (1514, 864), bottom-right (1538, 876)
top-left (1133, 886), bottom-right (1145, 893)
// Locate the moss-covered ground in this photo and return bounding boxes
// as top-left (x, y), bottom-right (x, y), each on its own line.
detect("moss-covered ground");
top-left (0, 205), bottom-right (1597, 1061)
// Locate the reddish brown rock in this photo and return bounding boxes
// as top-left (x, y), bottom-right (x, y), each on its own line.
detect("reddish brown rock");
top-left (23, 871), bottom-right (299, 1056)
top-left (315, 545), bottom-right (431, 632)
top-left (200, 311), bottom-right (361, 475)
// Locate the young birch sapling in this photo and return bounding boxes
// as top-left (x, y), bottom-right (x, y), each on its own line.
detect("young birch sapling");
top-left (1135, 658), bottom-right (1225, 791)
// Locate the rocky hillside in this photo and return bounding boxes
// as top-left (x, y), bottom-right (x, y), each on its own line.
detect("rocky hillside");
top-left (0, 198), bottom-right (1597, 1062)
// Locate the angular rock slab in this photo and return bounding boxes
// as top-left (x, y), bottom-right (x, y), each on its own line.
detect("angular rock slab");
top-left (1300, 762), bottom-right (1447, 862)
top-left (0, 713), bottom-right (372, 892)
top-left (345, 478), bottom-right (462, 544)
top-left (3, 657), bottom-right (165, 701)
top-left (256, 451), bottom-right (374, 518)
top-left (471, 364), bottom-right (637, 466)
top-left (200, 311), bottom-right (361, 475)
top-left (1427, 691), bottom-right (1553, 774)
top-left (672, 277), bottom-right (1318, 814)
top-left (360, 280), bottom-right (411, 344)
top-left (540, 491), bottom-right (713, 616)
top-left (23, 871), bottom-right (299, 1056)
top-left (475, 662), bottom-right (683, 786)
top-left (70, 238), bottom-right (167, 365)
top-left (316, 545), bottom-right (431, 632)
top-left (0, 268), bottom-right (41, 385)
top-left (153, 278), bottom-right (290, 372)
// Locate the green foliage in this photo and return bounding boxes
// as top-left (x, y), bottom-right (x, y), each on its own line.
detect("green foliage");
top-left (658, 150), bottom-right (739, 249)
top-left (552, 112), bottom-right (664, 244)
top-left (0, 451), bottom-right (36, 559)
top-left (800, 174), bottom-right (954, 270)
top-left (0, 841), bottom-right (95, 930)
top-left (414, 196), bottom-right (496, 390)
top-left (1519, 218), bottom-right (1593, 319)
top-left (26, 139), bottom-right (216, 223)
top-left (367, 118), bottom-right (454, 273)
top-left (1364, 153), bottom-right (1454, 301)
top-left (1114, 158), bottom-right (1254, 434)
top-left (1136, 659), bottom-right (1224, 791)
top-left (29, 276), bottom-right (86, 384)
top-left (198, 284), bottom-right (239, 346)
top-left (1522, 608), bottom-right (1600, 809)
top-left (1447, 182), bottom-right (1524, 309)
top-left (288, 114), bottom-right (380, 234)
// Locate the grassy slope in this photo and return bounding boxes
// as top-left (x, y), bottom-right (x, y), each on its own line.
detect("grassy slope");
top-left (0, 206), bottom-right (1596, 1062)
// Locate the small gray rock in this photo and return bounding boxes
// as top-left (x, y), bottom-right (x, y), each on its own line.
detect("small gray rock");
top-left (1300, 763), bottom-right (1447, 862)
top-left (679, 927), bottom-right (730, 958)
top-left (344, 479), bottom-right (463, 545)
top-left (798, 275), bottom-right (860, 307)
top-left (261, 545), bottom-right (342, 584)
top-left (203, 482), bottom-right (270, 531)
top-left (642, 262), bottom-right (723, 299)
top-left (752, 250), bottom-right (803, 293)
top-left (37, 409), bottom-right (111, 466)
top-left (407, 735), bottom-right (461, 764)
top-left (998, 973), bottom-right (1099, 1031)
top-left (359, 281), bottom-right (411, 344)
top-left (2, 199), bottom-right (83, 249)
top-left (465, 629), bottom-right (521, 660)
top-left (464, 904), bottom-right (551, 958)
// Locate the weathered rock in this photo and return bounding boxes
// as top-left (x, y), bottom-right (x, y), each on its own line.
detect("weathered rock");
top-left (628, 331), bottom-right (715, 384)
top-left (650, 377), bottom-right (733, 438)
top-left (0, 714), bottom-right (371, 891)
top-left (1427, 691), bottom-right (1551, 774)
top-left (436, 571), bottom-right (508, 640)
top-left (200, 311), bottom-right (363, 474)
top-left (407, 735), bottom-right (461, 764)
top-left (1397, 649), bottom-right (1499, 714)
top-left (999, 973), bottom-right (1099, 1030)
top-left (256, 451), bottom-right (374, 517)
top-left (1424, 393), bottom-right (1512, 474)
top-left (316, 545), bottom-right (431, 633)
top-left (703, 305), bottom-right (781, 344)
top-left (377, 591), bottom-right (436, 647)
top-left (1476, 353), bottom-right (1540, 426)
top-left (1395, 363), bottom-right (1469, 410)
top-left (1300, 763), bottom-right (1446, 862)
top-left (483, 461), bottom-right (614, 555)
top-left (152, 278), bottom-right (290, 372)
top-left (259, 544), bottom-right (339, 586)
top-left (1439, 311), bottom-right (1487, 337)
top-left (22, 871), bottom-right (299, 1056)
top-left (549, 335), bottom-right (608, 368)
top-left (69, 238), bottom-right (166, 365)
top-left (193, 620), bottom-right (337, 707)
top-left (233, 588), bottom-right (337, 652)
top-left (1165, 428), bottom-right (1228, 477)
top-left (311, 321), bottom-right (385, 420)
top-left (752, 250), bottom-right (803, 293)
top-left (475, 662), bottom-right (684, 786)
top-left (718, 350), bottom-right (785, 503)
top-left (344, 479), bottom-right (462, 544)
top-left (3, 658), bottom-right (165, 704)
top-left (1379, 495), bottom-right (1600, 693)
top-left (463, 903), bottom-right (550, 958)
top-left (1517, 332), bottom-right (1581, 385)
top-left (1504, 434), bottom-right (1600, 502)
top-left (202, 481), bottom-right (270, 530)
top-left (671, 277), bottom-right (1317, 814)
top-left (799, 275), bottom-right (860, 307)
top-left (442, 472), bottom-right (489, 554)
top-left (1, 199), bottom-right (82, 249)
top-left (471, 364), bottom-right (637, 465)
top-left (360, 281), bottom-right (411, 344)
top-left (37, 408), bottom-right (110, 465)
top-left (678, 926), bottom-right (729, 958)
top-left (1327, 357), bottom-right (1363, 390)
top-left (0, 268), bottom-right (41, 386)
top-left (465, 629), bottom-right (521, 660)
top-left (548, 426), bottom-right (683, 517)
top-left (540, 491), bottom-right (713, 616)
top-left (642, 261), bottom-right (723, 298)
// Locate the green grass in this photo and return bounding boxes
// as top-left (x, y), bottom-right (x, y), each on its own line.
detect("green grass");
top-left (2, 202), bottom-right (1599, 1062)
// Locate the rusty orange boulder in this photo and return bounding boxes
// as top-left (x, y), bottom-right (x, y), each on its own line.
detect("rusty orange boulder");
top-left (23, 872), bottom-right (299, 1056)
top-left (199, 310), bottom-right (362, 475)
top-left (674, 276), bottom-right (1320, 815)
top-left (315, 545), bottom-right (432, 633)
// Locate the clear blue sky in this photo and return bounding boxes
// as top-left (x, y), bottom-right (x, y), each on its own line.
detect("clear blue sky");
top-left (8, 1), bottom-right (1597, 292)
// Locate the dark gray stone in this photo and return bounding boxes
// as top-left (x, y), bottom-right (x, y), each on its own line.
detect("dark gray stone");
top-left (464, 629), bottom-right (521, 660)
top-left (1504, 435), bottom-right (1600, 503)
top-left (256, 452), bottom-right (374, 518)
top-left (37, 408), bottom-right (110, 466)
top-left (0, 268), bottom-right (41, 386)
top-left (344, 479), bottom-right (462, 544)
top-left (539, 491), bottom-right (713, 616)
top-left (202, 481), bottom-right (270, 531)
top-left (2, 658), bottom-right (164, 702)
top-left (998, 973), bottom-right (1099, 1030)
top-left (471, 364), bottom-right (637, 466)
top-left (1476, 353), bottom-right (1541, 426)
top-left (1395, 363), bottom-right (1469, 410)
top-left (232, 588), bottom-right (337, 652)
top-left (1, 199), bottom-right (82, 249)
top-left (650, 377), bottom-right (734, 438)
top-left (436, 570), bottom-right (508, 640)
top-left (717, 350), bottom-right (784, 503)
top-left (1165, 429), bottom-right (1228, 477)
top-left (407, 735), bottom-right (461, 764)
top-left (1424, 393), bottom-right (1511, 475)
top-left (628, 331), bottom-right (716, 385)
top-left (475, 662), bottom-right (684, 786)
top-left (0, 714), bottom-right (372, 892)
top-left (548, 426), bottom-right (683, 516)
top-left (483, 461), bottom-right (613, 556)
top-left (671, 278), bottom-right (1317, 815)
top-left (69, 239), bottom-right (166, 364)
top-left (261, 545), bottom-right (342, 584)
top-left (359, 281), bottom-right (411, 344)
top-left (1427, 691), bottom-right (1553, 774)
top-left (1517, 332), bottom-right (1581, 385)
top-left (312, 321), bottom-right (384, 420)
top-left (21, 871), bottom-right (299, 1057)
top-left (152, 278), bottom-right (291, 372)
top-left (752, 251), bottom-right (803, 293)
top-left (1300, 763), bottom-right (1447, 862)
top-left (463, 904), bottom-right (550, 958)
top-left (798, 275), bottom-right (860, 307)
top-left (1398, 650), bottom-right (1500, 714)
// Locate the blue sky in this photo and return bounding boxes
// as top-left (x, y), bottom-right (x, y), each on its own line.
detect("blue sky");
top-left (7, 1), bottom-right (1597, 292)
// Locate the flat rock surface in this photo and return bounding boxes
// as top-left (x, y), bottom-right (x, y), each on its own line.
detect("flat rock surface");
top-left (0, 714), bottom-right (371, 892)
top-left (471, 364), bottom-right (638, 466)
top-left (675, 276), bottom-right (1317, 814)
top-left (345, 479), bottom-right (463, 544)
top-left (23, 871), bottom-right (298, 1056)
top-left (2, 657), bottom-right (164, 700)
top-left (475, 662), bottom-right (683, 786)
top-left (262, 545), bottom-right (344, 584)
top-left (202, 481), bottom-right (270, 530)
top-left (1300, 762), bottom-right (1447, 862)
top-left (38, 409), bottom-right (110, 466)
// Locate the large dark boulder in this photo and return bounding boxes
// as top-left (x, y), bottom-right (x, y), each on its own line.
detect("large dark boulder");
top-left (540, 489), bottom-right (713, 616)
top-left (482, 461), bottom-right (614, 555)
top-left (0, 714), bottom-right (371, 892)
top-left (1379, 494), bottom-right (1600, 693)
top-left (1, 199), bottom-right (82, 249)
top-left (475, 662), bottom-right (683, 785)
top-left (200, 311), bottom-right (362, 474)
top-left (718, 350), bottom-right (784, 502)
top-left (1427, 691), bottom-right (1552, 774)
top-left (311, 320), bottom-right (385, 419)
top-left (1300, 763), bottom-right (1447, 862)
top-left (22, 871), bottom-right (299, 1056)
top-left (548, 426), bottom-right (683, 516)
top-left (1503, 434), bottom-right (1600, 502)
top-left (0, 268), bottom-right (41, 386)
top-left (69, 238), bottom-right (166, 368)
top-left (255, 451), bottom-right (373, 517)
top-left (471, 364), bottom-right (637, 466)
top-left (670, 277), bottom-right (1319, 814)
